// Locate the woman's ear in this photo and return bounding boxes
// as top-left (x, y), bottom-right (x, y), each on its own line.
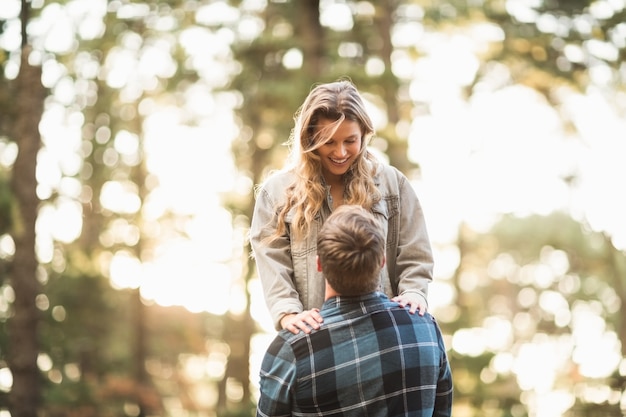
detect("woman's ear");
top-left (316, 255), bottom-right (322, 272)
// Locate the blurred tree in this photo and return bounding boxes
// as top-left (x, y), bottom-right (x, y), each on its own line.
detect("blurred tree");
top-left (6, 1), bottom-right (46, 416)
top-left (484, 0), bottom-right (625, 94)
top-left (445, 212), bottom-right (626, 416)
top-left (415, 1), bottom-right (626, 414)
top-left (34, 1), bottom-right (219, 413)
top-left (0, 10), bottom-right (13, 413)
top-left (2, 0), bottom-right (237, 414)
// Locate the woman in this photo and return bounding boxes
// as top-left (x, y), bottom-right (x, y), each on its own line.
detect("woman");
top-left (250, 79), bottom-right (434, 334)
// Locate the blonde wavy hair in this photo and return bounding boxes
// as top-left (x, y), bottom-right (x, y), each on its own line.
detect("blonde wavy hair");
top-left (272, 80), bottom-right (382, 242)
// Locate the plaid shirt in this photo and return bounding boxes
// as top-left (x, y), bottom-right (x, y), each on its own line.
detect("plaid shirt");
top-left (257, 292), bottom-right (453, 417)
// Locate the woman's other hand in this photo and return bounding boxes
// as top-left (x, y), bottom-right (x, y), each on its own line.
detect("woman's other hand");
top-left (392, 292), bottom-right (427, 316)
top-left (280, 309), bottom-right (323, 334)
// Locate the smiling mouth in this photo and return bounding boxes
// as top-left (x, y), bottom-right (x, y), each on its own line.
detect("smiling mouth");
top-left (330, 157), bottom-right (349, 164)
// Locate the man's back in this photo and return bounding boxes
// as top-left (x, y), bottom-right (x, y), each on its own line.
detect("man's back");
top-left (257, 293), bottom-right (453, 417)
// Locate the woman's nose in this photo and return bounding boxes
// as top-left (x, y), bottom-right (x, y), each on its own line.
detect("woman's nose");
top-left (334, 143), bottom-right (347, 156)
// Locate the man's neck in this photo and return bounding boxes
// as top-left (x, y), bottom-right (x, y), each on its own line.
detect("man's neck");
top-left (325, 281), bottom-right (339, 301)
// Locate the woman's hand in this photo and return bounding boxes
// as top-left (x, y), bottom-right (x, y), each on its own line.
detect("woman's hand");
top-left (392, 292), bottom-right (427, 316)
top-left (280, 309), bottom-right (323, 334)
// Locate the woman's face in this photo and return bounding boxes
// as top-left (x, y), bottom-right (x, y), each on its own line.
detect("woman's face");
top-left (314, 117), bottom-right (362, 183)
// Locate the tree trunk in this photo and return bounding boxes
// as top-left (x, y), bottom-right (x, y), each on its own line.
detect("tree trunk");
top-left (130, 150), bottom-right (153, 415)
top-left (297, 0), bottom-right (324, 77)
top-left (373, 1), bottom-right (415, 174)
top-left (8, 42), bottom-right (45, 417)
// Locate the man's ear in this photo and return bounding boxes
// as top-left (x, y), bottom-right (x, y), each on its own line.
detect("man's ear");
top-left (316, 255), bottom-right (322, 272)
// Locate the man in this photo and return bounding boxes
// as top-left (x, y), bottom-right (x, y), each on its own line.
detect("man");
top-left (256, 205), bottom-right (453, 417)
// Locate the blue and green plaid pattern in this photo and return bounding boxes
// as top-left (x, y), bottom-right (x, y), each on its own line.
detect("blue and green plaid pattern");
top-left (257, 292), bottom-right (453, 417)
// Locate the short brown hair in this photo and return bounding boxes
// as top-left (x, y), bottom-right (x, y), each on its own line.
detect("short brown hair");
top-left (316, 205), bottom-right (385, 295)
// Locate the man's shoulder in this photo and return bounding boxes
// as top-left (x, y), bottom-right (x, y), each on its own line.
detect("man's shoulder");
top-left (263, 328), bottom-right (310, 361)
top-left (372, 301), bottom-right (441, 333)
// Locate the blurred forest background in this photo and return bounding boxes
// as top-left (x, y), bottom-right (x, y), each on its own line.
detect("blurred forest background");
top-left (0, 0), bottom-right (625, 416)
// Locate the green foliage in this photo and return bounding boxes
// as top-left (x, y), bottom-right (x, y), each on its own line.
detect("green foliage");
top-left (42, 269), bottom-right (127, 376)
top-left (490, 212), bottom-right (607, 263)
top-left (482, 0), bottom-right (626, 95)
top-left (38, 264), bottom-right (222, 413)
top-left (0, 169), bottom-right (12, 236)
top-left (444, 211), bottom-right (626, 416)
top-left (43, 379), bottom-right (96, 409)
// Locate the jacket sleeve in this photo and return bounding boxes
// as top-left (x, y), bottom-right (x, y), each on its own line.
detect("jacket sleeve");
top-left (250, 182), bottom-right (304, 330)
top-left (394, 168), bottom-right (434, 304)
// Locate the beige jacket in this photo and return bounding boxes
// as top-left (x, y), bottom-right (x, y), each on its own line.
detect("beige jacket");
top-left (250, 163), bottom-right (434, 330)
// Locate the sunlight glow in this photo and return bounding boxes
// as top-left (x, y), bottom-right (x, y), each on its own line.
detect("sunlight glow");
top-left (103, 46), bottom-right (137, 89)
top-left (0, 0), bottom-right (20, 19)
top-left (249, 278), bottom-right (274, 333)
top-left (0, 140), bottom-right (17, 167)
top-left (538, 291), bottom-right (570, 327)
top-left (249, 332), bottom-right (276, 400)
top-left (100, 219), bottom-right (140, 247)
top-left (37, 353), bottom-right (53, 372)
top-left (491, 352), bottom-right (514, 374)
top-left (428, 281), bottom-right (456, 314)
top-left (452, 328), bottom-right (488, 357)
top-left (179, 27), bottom-right (236, 85)
top-left (482, 316), bottom-right (514, 351)
top-left (109, 250), bottom-right (142, 290)
top-left (513, 336), bottom-right (568, 392)
top-left (0, 235), bottom-right (15, 259)
top-left (100, 181), bottom-right (141, 214)
top-left (413, 83), bottom-right (583, 242)
top-left (560, 88), bottom-right (626, 249)
top-left (37, 200), bottom-right (83, 244)
top-left (0, 368), bottom-right (12, 393)
top-left (506, 0), bottom-right (539, 24)
top-left (282, 48), bottom-right (303, 69)
top-left (196, 2), bottom-right (239, 26)
top-left (392, 23), bottom-right (424, 49)
top-left (320, 2), bottom-right (353, 31)
top-left (589, 0), bottom-right (618, 19)
top-left (140, 242), bottom-right (233, 315)
top-left (365, 57), bottom-right (385, 76)
top-left (571, 304), bottom-right (622, 378)
top-left (72, 0), bottom-right (107, 40)
top-left (33, 4), bottom-right (76, 54)
top-left (527, 390), bottom-right (575, 417)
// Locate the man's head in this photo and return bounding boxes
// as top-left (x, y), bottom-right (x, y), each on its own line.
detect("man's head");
top-left (316, 205), bottom-right (385, 296)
